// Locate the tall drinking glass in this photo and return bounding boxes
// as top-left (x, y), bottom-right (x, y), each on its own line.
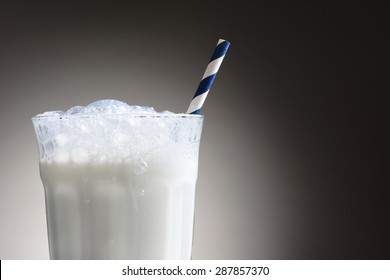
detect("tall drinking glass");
top-left (32, 113), bottom-right (204, 259)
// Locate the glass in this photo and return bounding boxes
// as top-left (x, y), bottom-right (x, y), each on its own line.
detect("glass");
top-left (32, 113), bottom-right (204, 259)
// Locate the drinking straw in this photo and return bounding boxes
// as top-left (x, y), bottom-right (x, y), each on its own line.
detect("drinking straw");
top-left (186, 39), bottom-right (230, 114)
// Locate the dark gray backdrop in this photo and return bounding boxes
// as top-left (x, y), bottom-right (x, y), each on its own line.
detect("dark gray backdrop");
top-left (0, 1), bottom-right (388, 259)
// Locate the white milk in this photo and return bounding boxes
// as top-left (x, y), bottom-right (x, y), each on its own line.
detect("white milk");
top-left (32, 100), bottom-right (203, 259)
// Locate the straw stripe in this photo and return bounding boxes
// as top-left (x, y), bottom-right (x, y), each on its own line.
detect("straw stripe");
top-left (186, 90), bottom-right (209, 114)
top-left (202, 55), bottom-right (225, 79)
top-left (186, 39), bottom-right (230, 114)
top-left (209, 40), bottom-right (230, 61)
top-left (193, 75), bottom-right (216, 98)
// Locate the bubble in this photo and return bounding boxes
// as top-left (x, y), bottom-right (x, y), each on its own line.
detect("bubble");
top-left (84, 197), bottom-right (90, 203)
top-left (55, 134), bottom-right (69, 146)
top-left (71, 148), bottom-right (89, 164)
top-left (118, 118), bottom-right (132, 131)
top-left (54, 148), bottom-right (70, 163)
top-left (98, 154), bottom-right (108, 164)
top-left (67, 106), bottom-right (84, 115)
top-left (117, 146), bottom-right (132, 159)
top-left (76, 100), bottom-right (158, 116)
top-left (38, 141), bottom-right (45, 160)
top-left (139, 189), bottom-right (145, 196)
top-left (37, 124), bottom-right (50, 142)
top-left (39, 111), bottom-right (65, 117)
top-left (44, 140), bottom-right (55, 157)
top-left (112, 131), bottom-right (130, 146)
top-left (88, 146), bottom-right (102, 163)
top-left (160, 110), bottom-right (176, 115)
top-left (128, 105), bottom-right (143, 111)
top-left (81, 99), bottom-right (131, 115)
top-left (128, 105), bottom-right (157, 115)
top-left (132, 158), bottom-right (148, 175)
top-left (158, 122), bottom-right (166, 128)
top-left (108, 237), bottom-right (115, 244)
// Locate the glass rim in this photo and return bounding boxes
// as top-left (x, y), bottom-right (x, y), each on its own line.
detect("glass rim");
top-left (31, 113), bottom-right (204, 121)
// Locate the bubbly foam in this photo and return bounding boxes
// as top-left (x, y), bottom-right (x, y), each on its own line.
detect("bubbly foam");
top-left (37, 99), bottom-right (164, 117)
top-left (32, 100), bottom-right (203, 167)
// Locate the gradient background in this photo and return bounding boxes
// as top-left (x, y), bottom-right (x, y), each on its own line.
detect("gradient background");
top-left (0, 1), bottom-right (388, 259)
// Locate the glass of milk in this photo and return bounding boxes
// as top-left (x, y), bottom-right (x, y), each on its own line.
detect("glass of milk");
top-left (32, 100), bottom-right (204, 259)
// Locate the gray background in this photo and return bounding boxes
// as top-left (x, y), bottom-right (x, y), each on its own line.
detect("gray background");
top-left (0, 1), bottom-right (388, 259)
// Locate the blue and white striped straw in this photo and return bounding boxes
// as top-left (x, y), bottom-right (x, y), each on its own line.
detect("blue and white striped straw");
top-left (186, 39), bottom-right (230, 114)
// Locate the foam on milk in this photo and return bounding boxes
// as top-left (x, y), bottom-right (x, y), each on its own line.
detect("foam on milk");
top-left (33, 99), bottom-right (202, 166)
